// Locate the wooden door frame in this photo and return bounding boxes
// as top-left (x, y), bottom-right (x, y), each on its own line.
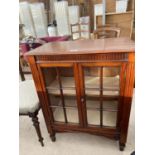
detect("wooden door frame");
top-left (36, 62), bottom-right (83, 127)
top-left (78, 61), bottom-right (126, 130)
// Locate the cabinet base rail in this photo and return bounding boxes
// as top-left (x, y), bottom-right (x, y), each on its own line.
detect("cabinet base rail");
top-left (49, 125), bottom-right (125, 151)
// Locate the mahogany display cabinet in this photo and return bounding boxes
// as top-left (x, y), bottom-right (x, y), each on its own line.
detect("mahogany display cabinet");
top-left (27, 38), bottom-right (135, 151)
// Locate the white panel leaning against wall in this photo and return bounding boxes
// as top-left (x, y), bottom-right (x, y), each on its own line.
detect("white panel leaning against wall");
top-left (19, 2), bottom-right (36, 37)
top-left (19, 1), bottom-right (48, 38)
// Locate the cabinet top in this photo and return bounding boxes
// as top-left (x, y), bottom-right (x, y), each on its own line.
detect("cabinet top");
top-left (27, 37), bottom-right (135, 56)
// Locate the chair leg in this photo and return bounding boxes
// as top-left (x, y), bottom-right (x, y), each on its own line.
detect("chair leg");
top-left (29, 111), bottom-right (44, 146)
top-left (19, 59), bottom-right (25, 81)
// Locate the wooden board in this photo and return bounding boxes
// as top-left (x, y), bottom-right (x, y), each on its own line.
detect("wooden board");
top-left (46, 76), bottom-right (119, 97)
top-left (127, 0), bottom-right (134, 11)
top-left (27, 37), bottom-right (135, 56)
top-left (106, 0), bottom-right (116, 13)
top-left (96, 11), bottom-right (134, 37)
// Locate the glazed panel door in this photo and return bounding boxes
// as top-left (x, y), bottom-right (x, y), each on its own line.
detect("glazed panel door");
top-left (79, 62), bottom-right (126, 129)
top-left (37, 63), bottom-right (83, 126)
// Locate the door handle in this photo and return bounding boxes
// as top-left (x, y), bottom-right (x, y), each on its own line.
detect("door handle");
top-left (81, 97), bottom-right (85, 103)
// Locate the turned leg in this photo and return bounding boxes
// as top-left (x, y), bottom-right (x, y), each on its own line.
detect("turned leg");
top-left (119, 142), bottom-right (125, 151)
top-left (19, 58), bottom-right (25, 81)
top-left (50, 133), bottom-right (56, 142)
top-left (29, 111), bottom-right (44, 146)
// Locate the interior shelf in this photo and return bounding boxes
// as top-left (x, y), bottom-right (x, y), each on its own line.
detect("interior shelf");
top-left (52, 99), bottom-right (117, 127)
top-left (46, 76), bottom-right (120, 97)
top-left (50, 99), bottom-right (118, 112)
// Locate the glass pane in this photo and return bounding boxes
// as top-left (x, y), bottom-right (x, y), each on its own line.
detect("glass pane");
top-left (50, 97), bottom-right (79, 123)
top-left (42, 67), bottom-right (79, 124)
top-left (48, 94), bottom-right (65, 123)
top-left (84, 67), bottom-right (120, 97)
top-left (84, 68), bottom-right (100, 97)
top-left (103, 100), bottom-right (118, 111)
top-left (85, 67), bottom-right (100, 97)
top-left (86, 99), bottom-right (100, 125)
top-left (53, 107), bottom-right (65, 122)
top-left (65, 97), bottom-right (79, 123)
top-left (86, 99), bottom-right (99, 109)
top-left (58, 67), bottom-right (75, 88)
top-left (48, 94), bottom-right (59, 106)
top-left (103, 67), bottom-right (120, 96)
top-left (103, 111), bottom-right (117, 127)
top-left (86, 99), bottom-right (118, 126)
top-left (87, 110), bottom-right (100, 125)
top-left (84, 66), bottom-right (120, 127)
top-left (64, 96), bottom-right (77, 107)
top-left (43, 67), bottom-right (76, 95)
top-left (66, 109), bottom-right (79, 123)
top-left (102, 100), bottom-right (118, 127)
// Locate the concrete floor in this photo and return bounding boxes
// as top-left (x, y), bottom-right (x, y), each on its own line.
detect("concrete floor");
top-left (19, 75), bottom-right (135, 155)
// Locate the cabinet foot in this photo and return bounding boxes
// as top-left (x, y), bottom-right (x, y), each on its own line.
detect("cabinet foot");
top-left (119, 143), bottom-right (125, 151)
top-left (50, 134), bottom-right (56, 142)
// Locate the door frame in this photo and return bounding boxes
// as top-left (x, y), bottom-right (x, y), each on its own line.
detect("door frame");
top-left (78, 61), bottom-right (127, 129)
top-left (36, 62), bottom-right (83, 127)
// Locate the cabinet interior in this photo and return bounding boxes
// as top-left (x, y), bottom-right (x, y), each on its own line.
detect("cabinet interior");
top-left (42, 66), bottom-right (120, 127)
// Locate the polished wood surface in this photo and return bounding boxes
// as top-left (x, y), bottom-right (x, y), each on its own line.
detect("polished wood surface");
top-left (27, 38), bottom-right (135, 151)
top-left (27, 37), bottom-right (134, 56)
